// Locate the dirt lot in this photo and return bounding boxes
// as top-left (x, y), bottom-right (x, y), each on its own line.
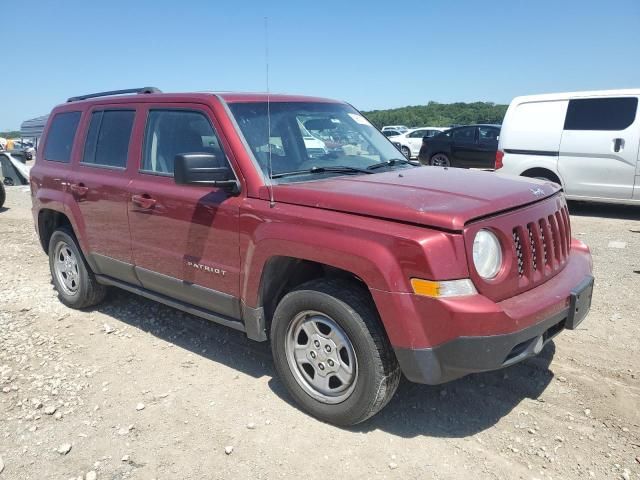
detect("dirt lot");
top-left (0, 186), bottom-right (639, 480)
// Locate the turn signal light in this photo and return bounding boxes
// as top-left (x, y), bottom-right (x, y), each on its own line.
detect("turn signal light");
top-left (410, 278), bottom-right (477, 298)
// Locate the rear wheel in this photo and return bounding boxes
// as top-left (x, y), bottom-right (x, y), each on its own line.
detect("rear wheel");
top-left (49, 227), bottom-right (107, 309)
top-left (429, 153), bottom-right (450, 167)
top-left (401, 146), bottom-right (411, 159)
top-left (0, 184), bottom-right (5, 209)
top-left (271, 278), bottom-right (400, 426)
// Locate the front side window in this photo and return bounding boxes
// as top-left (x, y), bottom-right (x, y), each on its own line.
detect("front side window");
top-left (564, 97), bottom-right (638, 131)
top-left (82, 110), bottom-right (135, 168)
top-left (408, 129), bottom-right (426, 138)
top-left (142, 110), bottom-right (227, 175)
top-left (228, 102), bottom-right (408, 182)
top-left (44, 111), bottom-right (81, 162)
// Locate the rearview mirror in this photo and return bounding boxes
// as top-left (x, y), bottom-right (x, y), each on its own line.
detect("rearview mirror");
top-left (174, 153), bottom-right (237, 192)
top-left (304, 119), bottom-right (337, 131)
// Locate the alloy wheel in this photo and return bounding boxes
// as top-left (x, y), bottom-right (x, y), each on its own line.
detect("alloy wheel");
top-left (430, 154), bottom-right (450, 167)
top-left (53, 241), bottom-right (80, 295)
top-left (285, 310), bottom-right (358, 404)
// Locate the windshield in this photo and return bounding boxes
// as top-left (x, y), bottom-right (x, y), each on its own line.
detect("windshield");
top-left (228, 102), bottom-right (407, 182)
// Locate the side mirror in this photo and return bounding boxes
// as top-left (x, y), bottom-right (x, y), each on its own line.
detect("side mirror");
top-left (174, 153), bottom-right (238, 192)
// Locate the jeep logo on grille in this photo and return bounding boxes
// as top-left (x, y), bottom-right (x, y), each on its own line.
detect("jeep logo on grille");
top-left (530, 187), bottom-right (545, 197)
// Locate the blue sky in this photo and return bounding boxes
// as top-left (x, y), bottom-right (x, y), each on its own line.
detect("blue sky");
top-left (2, 0), bottom-right (639, 130)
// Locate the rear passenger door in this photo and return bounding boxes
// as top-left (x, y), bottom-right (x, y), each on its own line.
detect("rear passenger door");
top-left (406, 129), bottom-right (426, 156)
top-left (68, 106), bottom-right (138, 283)
top-left (475, 126), bottom-right (500, 169)
top-left (451, 126), bottom-right (477, 167)
top-left (559, 96), bottom-right (639, 200)
top-left (127, 104), bottom-right (242, 319)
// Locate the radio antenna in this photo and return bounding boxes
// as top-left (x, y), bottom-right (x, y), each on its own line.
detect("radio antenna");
top-left (265, 16), bottom-right (275, 207)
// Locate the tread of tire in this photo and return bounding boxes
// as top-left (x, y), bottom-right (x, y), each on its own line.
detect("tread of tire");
top-left (291, 278), bottom-right (401, 424)
top-left (52, 226), bottom-right (106, 309)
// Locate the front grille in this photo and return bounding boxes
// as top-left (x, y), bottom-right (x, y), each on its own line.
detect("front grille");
top-left (512, 204), bottom-right (571, 279)
top-left (527, 225), bottom-right (537, 271)
top-left (513, 230), bottom-right (524, 276)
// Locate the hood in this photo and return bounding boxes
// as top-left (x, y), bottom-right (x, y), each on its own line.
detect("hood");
top-left (272, 167), bottom-right (561, 231)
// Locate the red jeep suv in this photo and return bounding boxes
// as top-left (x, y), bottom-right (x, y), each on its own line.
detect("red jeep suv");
top-left (30, 88), bottom-right (594, 425)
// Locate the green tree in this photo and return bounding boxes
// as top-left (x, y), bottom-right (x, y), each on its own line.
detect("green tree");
top-left (362, 102), bottom-right (508, 129)
top-left (0, 131), bottom-right (21, 138)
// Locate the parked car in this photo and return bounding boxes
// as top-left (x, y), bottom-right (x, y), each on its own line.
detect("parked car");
top-left (382, 129), bottom-right (403, 137)
top-left (31, 87), bottom-right (593, 426)
top-left (0, 151), bottom-right (31, 185)
top-left (497, 89), bottom-right (640, 205)
top-left (389, 127), bottom-right (448, 159)
top-left (418, 124), bottom-right (501, 168)
top-left (381, 125), bottom-right (409, 133)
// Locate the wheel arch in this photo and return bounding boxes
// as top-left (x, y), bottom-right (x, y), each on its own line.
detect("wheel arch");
top-left (521, 167), bottom-right (563, 186)
top-left (37, 208), bottom-right (73, 254)
top-left (255, 256), bottom-right (370, 336)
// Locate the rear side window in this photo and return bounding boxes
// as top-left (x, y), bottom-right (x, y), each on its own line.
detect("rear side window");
top-left (142, 110), bottom-right (226, 175)
top-left (82, 110), bottom-right (135, 168)
top-left (44, 112), bottom-right (81, 162)
top-left (452, 127), bottom-right (475, 142)
top-left (564, 97), bottom-right (638, 131)
top-left (478, 126), bottom-right (499, 144)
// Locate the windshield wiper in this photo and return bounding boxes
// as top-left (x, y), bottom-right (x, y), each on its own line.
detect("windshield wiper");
top-left (366, 158), bottom-right (413, 170)
top-left (271, 165), bottom-right (374, 179)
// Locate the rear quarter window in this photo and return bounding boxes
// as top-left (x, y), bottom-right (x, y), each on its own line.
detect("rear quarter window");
top-left (43, 111), bottom-right (82, 163)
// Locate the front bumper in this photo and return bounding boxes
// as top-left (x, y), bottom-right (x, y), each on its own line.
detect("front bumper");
top-left (371, 241), bottom-right (593, 385)
top-left (395, 274), bottom-right (593, 384)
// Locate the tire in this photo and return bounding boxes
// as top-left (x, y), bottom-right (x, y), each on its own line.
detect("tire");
top-left (401, 146), bottom-right (411, 159)
top-left (270, 278), bottom-right (400, 426)
top-left (429, 153), bottom-right (450, 167)
top-left (48, 227), bottom-right (107, 309)
top-left (0, 184), bottom-right (5, 209)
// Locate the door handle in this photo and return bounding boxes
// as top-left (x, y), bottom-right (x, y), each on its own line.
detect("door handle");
top-left (132, 194), bottom-right (157, 209)
top-left (70, 183), bottom-right (88, 198)
top-left (613, 138), bottom-right (624, 152)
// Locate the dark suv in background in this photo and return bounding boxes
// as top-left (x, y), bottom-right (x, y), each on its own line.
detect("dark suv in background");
top-left (419, 124), bottom-right (500, 168)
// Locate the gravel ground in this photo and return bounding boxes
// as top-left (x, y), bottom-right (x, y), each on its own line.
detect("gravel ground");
top-left (1, 186), bottom-right (639, 480)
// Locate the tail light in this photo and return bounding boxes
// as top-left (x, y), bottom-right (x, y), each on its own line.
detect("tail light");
top-left (495, 150), bottom-right (504, 170)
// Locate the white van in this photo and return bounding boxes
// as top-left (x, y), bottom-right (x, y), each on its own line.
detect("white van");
top-left (497, 89), bottom-right (640, 205)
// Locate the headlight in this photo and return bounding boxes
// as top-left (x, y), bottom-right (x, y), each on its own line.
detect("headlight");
top-left (473, 229), bottom-right (502, 279)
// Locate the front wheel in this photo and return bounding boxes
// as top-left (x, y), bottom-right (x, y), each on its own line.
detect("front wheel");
top-left (429, 153), bottom-right (450, 167)
top-left (401, 146), bottom-right (411, 159)
top-left (271, 279), bottom-right (400, 426)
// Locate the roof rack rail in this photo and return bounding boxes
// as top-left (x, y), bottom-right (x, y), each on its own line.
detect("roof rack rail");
top-left (66, 87), bottom-right (162, 103)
